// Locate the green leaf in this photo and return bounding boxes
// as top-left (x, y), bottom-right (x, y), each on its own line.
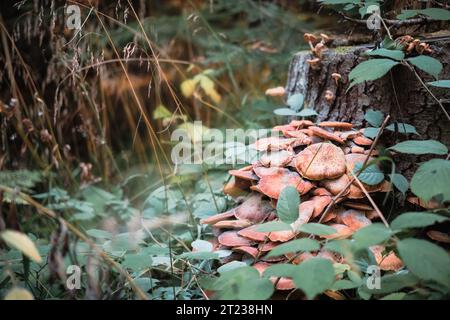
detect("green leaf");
top-left (296, 108), bottom-right (318, 117)
top-left (267, 238), bottom-right (320, 258)
top-left (122, 253), bottom-right (152, 272)
top-left (427, 80), bottom-right (450, 88)
top-left (365, 49), bottom-right (404, 61)
top-left (397, 238), bottom-right (450, 287)
top-left (363, 127), bottom-right (380, 139)
top-left (391, 212), bottom-right (448, 230)
top-left (381, 292), bottom-right (406, 300)
top-left (293, 258), bottom-right (335, 299)
top-left (364, 109), bottom-right (384, 127)
top-left (389, 139), bottom-right (448, 155)
top-left (397, 8), bottom-right (450, 20)
top-left (349, 59), bottom-right (398, 89)
top-left (407, 56), bottom-right (443, 79)
top-left (390, 173), bottom-right (409, 194)
top-left (331, 279), bottom-right (360, 291)
top-left (287, 93), bottom-right (304, 111)
top-left (411, 159), bottom-right (450, 202)
top-left (0, 230), bottom-right (42, 263)
top-left (255, 221), bottom-right (292, 232)
top-left (276, 186), bottom-right (300, 224)
top-left (360, 272), bottom-right (419, 294)
top-left (386, 123), bottom-right (417, 134)
top-left (86, 229), bottom-right (113, 239)
top-left (263, 264), bottom-right (297, 278)
top-left (353, 162), bottom-right (384, 185)
top-left (274, 108), bottom-right (297, 116)
top-left (153, 104), bottom-right (172, 120)
top-left (217, 261), bottom-right (247, 274)
top-left (298, 223), bottom-right (336, 236)
top-left (353, 223), bottom-right (392, 250)
top-left (191, 239), bottom-right (213, 252)
top-left (178, 251), bottom-right (219, 260)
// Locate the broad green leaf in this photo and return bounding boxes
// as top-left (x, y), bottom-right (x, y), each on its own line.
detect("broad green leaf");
top-left (397, 238), bottom-right (450, 287)
top-left (263, 264), bottom-right (297, 278)
top-left (427, 80), bottom-right (450, 88)
top-left (381, 292), bottom-right (406, 300)
top-left (122, 254), bottom-right (152, 272)
top-left (296, 108), bottom-right (318, 117)
top-left (353, 223), bottom-right (392, 250)
top-left (217, 261), bottom-right (247, 274)
top-left (407, 56), bottom-right (443, 79)
top-left (255, 221), bottom-right (291, 232)
top-left (86, 229), bottom-right (113, 239)
top-left (390, 173), bottom-right (409, 194)
top-left (323, 239), bottom-right (352, 256)
top-left (276, 186), bottom-right (300, 224)
top-left (389, 139), bottom-right (448, 155)
top-left (178, 251), bottom-right (219, 260)
top-left (0, 230), bottom-right (42, 263)
top-left (4, 287), bottom-right (34, 300)
top-left (360, 272), bottom-right (419, 295)
top-left (191, 239), bottom-right (213, 252)
top-left (153, 104), bottom-right (172, 120)
top-left (349, 59), bottom-right (398, 88)
top-left (273, 108), bottom-right (297, 116)
top-left (331, 279), bottom-right (360, 291)
top-left (365, 49), bottom-right (404, 61)
top-left (353, 163), bottom-right (384, 186)
top-left (364, 109), bottom-right (384, 127)
top-left (391, 212), bottom-right (448, 230)
top-left (267, 238), bottom-right (320, 257)
top-left (299, 223), bottom-right (336, 236)
top-left (287, 93), bottom-right (304, 111)
top-left (411, 159), bottom-right (450, 202)
top-left (293, 258), bottom-right (335, 299)
top-left (363, 127), bottom-right (380, 139)
top-left (386, 123), bottom-right (417, 134)
top-left (397, 8), bottom-right (450, 20)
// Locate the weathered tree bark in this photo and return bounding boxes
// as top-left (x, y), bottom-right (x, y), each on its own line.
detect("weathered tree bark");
top-left (285, 41), bottom-right (450, 177)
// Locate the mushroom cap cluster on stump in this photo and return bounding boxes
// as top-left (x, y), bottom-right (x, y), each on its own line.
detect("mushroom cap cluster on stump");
top-left (199, 119), bottom-right (403, 292)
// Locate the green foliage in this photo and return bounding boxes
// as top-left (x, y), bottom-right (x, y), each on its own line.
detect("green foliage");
top-left (298, 223), bottom-right (336, 236)
top-left (353, 162), bottom-right (384, 185)
top-left (364, 109), bottom-right (384, 127)
top-left (256, 221), bottom-right (292, 232)
top-left (386, 123), bottom-right (417, 135)
top-left (428, 80), bottom-right (450, 88)
top-left (276, 186), bottom-right (300, 224)
top-left (397, 239), bottom-right (450, 288)
top-left (389, 173), bottom-right (409, 194)
top-left (266, 238), bottom-right (320, 257)
top-left (292, 258), bottom-right (335, 299)
top-left (397, 8), bottom-right (450, 20)
top-left (407, 56), bottom-right (443, 79)
top-left (365, 49), bottom-right (404, 61)
top-left (388, 140), bottom-right (448, 155)
top-left (348, 59), bottom-right (398, 89)
top-left (352, 223), bottom-right (392, 250)
top-left (410, 159), bottom-right (450, 202)
top-left (391, 212), bottom-right (448, 230)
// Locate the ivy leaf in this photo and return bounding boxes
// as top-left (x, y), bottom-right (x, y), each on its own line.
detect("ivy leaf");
top-left (407, 56), bottom-right (443, 79)
top-left (287, 93), bottom-right (304, 111)
top-left (353, 162), bottom-right (384, 186)
top-left (427, 80), bottom-right (450, 88)
top-left (255, 221), bottom-right (291, 232)
top-left (298, 223), bottom-right (336, 236)
top-left (0, 230), bottom-right (42, 263)
top-left (267, 238), bottom-right (320, 257)
top-left (388, 139), bottom-right (448, 155)
top-left (365, 49), bottom-right (405, 61)
top-left (397, 8), bottom-right (450, 20)
top-left (386, 123), bottom-right (417, 134)
top-left (349, 59), bottom-right (398, 89)
top-left (397, 238), bottom-right (450, 288)
top-left (411, 159), bottom-right (450, 202)
top-left (293, 258), bottom-right (335, 299)
top-left (353, 223), bottom-right (392, 250)
top-left (364, 109), bottom-right (384, 127)
top-left (274, 108), bottom-right (297, 116)
top-left (391, 212), bottom-right (448, 230)
top-left (390, 173), bottom-right (409, 194)
top-left (276, 186), bottom-right (300, 224)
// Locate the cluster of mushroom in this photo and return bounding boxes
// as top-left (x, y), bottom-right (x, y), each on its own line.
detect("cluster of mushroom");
top-left (304, 33), bottom-right (331, 70)
top-left (200, 119), bottom-right (404, 291)
top-left (395, 35), bottom-right (432, 55)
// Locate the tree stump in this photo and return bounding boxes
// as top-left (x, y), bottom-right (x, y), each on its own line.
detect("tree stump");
top-left (285, 41), bottom-right (450, 177)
